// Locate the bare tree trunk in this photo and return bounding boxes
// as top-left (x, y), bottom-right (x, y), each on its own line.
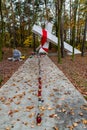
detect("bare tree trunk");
top-left (10, 0), bottom-right (16, 48)
top-left (44, 0), bottom-right (48, 20)
top-left (55, 2), bottom-right (58, 36)
top-left (77, 3), bottom-right (80, 46)
top-left (0, 0), bottom-right (3, 61)
top-left (61, 1), bottom-right (65, 58)
top-left (72, 0), bottom-right (79, 61)
top-left (81, 15), bottom-right (87, 56)
top-left (60, 17), bottom-right (64, 58)
top-left (70, 0), bottom-right (72, 44)
top-left (57, 0), bottom-right (64, 63)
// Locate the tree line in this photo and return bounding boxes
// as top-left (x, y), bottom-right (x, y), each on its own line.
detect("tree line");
top-left (0, 0), bottom-right (87, 62)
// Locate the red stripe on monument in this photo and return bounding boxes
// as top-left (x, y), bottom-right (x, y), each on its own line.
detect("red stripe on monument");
top-left (41, 29), bottom-right (47, 46)
top-left (42, 47), bottom-right (48, 52)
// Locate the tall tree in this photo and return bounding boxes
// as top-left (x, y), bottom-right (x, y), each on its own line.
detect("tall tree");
top-left (81, 0), bottom-right (87, 56)
top-left (56, 0), bottom-right (65, 63)
top-left (10, 0), bottom-right (16, 48)
top-left (0, 0), bottom-right (4, 61)
top-left (70, 0), bottom-right (72, 44)
top-left (72, 0), bottom-right (79, 60)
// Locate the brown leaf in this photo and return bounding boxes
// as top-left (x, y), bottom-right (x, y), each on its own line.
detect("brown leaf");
top-left (62, 108), bottom-right (66, 113)
top-left (67, 125), bottom-right (74, 130)
top-left (31, 125), bottom-right (34, 128)
top-left (73, 122), bottom-right (78, 127)
top-left (49, 114), bottom-right (57, 118)
top-left (29, 114), bottom-right (34, 118)
top-left (12, 83), bottom-right (16, 86)
top-left (5, 127), bottom-right (11, 130)
top-left (23, 122), bottom-right (28, 126)
top-left (0, 96), bottom-right (6, 102)
top-left (14, 101), bottom-right (21, 105)
top-left (53, 126), bottom-right (59, 130)
top-left (28, 97), bottom-right (31, 100)
top-left (50, 93), bottom-right (54, 96)
top-left (8, 110), bottom-right (13, 116)
top-left (13, 109), bottom-right (19, 113)
top-left (82, 119), bottom-right (87, 125)
top-left (39, 106), bottom-right (46, 111)
top-left (79, 112), bottom-right (83, 116)
top-left (53, 88), bottom-right (59, 92)
top-left (48, 107), bottom-right (54, 110)
top-left (26, 106), bottom-right (34, 111)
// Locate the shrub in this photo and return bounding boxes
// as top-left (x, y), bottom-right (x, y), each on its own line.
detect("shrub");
top-left (23, 35), bottom-right (33, 47)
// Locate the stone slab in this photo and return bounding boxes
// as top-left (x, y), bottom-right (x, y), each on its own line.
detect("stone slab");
top-left (0, 55), bottom-right (87, 130)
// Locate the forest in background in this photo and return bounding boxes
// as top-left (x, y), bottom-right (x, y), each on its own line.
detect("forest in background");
top-left (0, 0), bottom-right (87, 62)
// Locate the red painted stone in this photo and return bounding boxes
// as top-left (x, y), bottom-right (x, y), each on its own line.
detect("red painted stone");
top-left (38, 84), bottom-right (42, 89)
top-left (36, 113), bottom-right (42, 125)
top-left (38, 89), bottom-right (41, 97)
top-left (38, 77), bottom-right (42, 84)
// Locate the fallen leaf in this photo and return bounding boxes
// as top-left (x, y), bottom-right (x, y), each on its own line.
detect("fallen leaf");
top-left (23, 122), bottom-right (28, 126)
top-left (49, 114), bottom-right (57, 118)
top-left (80, 105), bottom-right (87, 110)
top-left (14, 101), bottom-right (21, 105)
top-left (17, 119), bottom-right (20, 121)
top-left (79, 112), bottom-right (83, 116)
top-left (73, 122), bottom-right (78, 127)
top-left (60, 97), bottom-right (65, 101)
top-left (48, 97), bottom-right (51, 100)
top-left (48, 107), bottom-right (54, 110)
top-left (29, 114), bottom-right (33, 118)
top-left (0, 96), bottom-right (6, 102)
top-left (40, 113), bottom-right (44, 116)
top-left (28, 97), bottom-right (31, 100)
top-left (26, 106), bottom-right (34, 110)
top-left (50, 93), bottom-right (54, 96)
top-left (82, 119), bottom-right (87, 125)
top-left (62, 108), bottom-right (66, 113)
top-left (13, 109), bottom-right (19, 113)
top-left (53, 88), bottom-right (59, 92)
top-left (5, 98), bottom-right (13, 105)
top-left (67, 125), bottom-right (74, 130)
top-left (5, 127), bottom-right (11, 130)
top-left (53, 126), bottom-right (59, 130)
top-left (8, 110), bottom-right (13, 116)
top-left (12, 83), bottom-right (16, 86)
top-left (39, 106), bottom-right (46, 111)
top-left (31, 125), bottom-right (34, 128)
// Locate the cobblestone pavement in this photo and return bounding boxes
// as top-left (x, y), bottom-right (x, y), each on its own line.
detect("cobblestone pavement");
top-left (0, 55), bottom-right (87, 130)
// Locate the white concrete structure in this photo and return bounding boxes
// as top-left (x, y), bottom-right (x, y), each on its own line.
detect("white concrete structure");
top-left (39, 22), bottom-right (53, 53)
top-left (32, 24), bottom-right (81, 54)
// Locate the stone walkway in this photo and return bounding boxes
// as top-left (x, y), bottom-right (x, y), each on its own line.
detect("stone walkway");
top-left (0, 55), bottom-right (87, 130)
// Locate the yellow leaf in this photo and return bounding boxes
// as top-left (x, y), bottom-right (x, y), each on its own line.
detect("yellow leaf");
top-left (48, 107), bottom-right (54, 110)
top-left (79, 112), bottom-right (83, 116)
top-left (73, 122), bottom-right (78, 127)
top-left (62, 109), bottom-right (66, 113)
top-left (82, 119), bottom-right (87, 124)
top-left (26, 106), bottom-right (34, 110)
top-left (29, 113), bottom-right (34, 118)
top-left (5, 127), bottom-right (11, 130)
top-left (53, 126), bottom-right (59, 130)
top-left (39, 106), bottom-right (46, 111)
